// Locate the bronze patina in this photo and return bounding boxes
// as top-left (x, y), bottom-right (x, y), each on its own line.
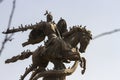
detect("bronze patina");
top-left (3, 11), bottom-right (92, 80)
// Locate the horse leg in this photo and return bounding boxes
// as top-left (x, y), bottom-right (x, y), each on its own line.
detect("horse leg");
top-left (80, 57), bottom-right (86, 74)
top-left (52, 60), bottom-right (66, 70)
top-left (42, 60), bottom-right (66, 80)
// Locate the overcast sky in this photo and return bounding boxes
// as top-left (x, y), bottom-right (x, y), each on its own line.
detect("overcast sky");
top-left (0, 0), bottom-right (120, 80)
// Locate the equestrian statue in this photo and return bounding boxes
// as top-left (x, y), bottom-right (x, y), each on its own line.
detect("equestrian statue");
top-left (3, 11), bottom-right (92, 80)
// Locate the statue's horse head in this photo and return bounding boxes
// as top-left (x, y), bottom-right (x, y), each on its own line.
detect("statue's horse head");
top-left (64, 26), bottom-right (92, 53)
top-left (75, 26), bottom-right (92, 53)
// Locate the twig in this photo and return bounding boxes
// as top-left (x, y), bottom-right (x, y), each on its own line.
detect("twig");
top-left (0, 0), bottom-right (16, 55)
top-left (93, 28), bottom-right (120, 40)
top-left (0, 0), bottom-right (3, 3)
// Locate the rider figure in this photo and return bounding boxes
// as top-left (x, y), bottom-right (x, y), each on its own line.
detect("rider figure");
top-left (43, 11), bottom-right (61, 40)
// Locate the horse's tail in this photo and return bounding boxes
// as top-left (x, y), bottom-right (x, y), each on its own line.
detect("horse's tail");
top-left (5, 50), bottom-right (33, 64)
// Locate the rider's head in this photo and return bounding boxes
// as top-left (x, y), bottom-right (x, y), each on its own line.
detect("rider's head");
top-left (44, 11), bottom-right (53, 22)
top-left (47, 13), bottom-right (53, 22)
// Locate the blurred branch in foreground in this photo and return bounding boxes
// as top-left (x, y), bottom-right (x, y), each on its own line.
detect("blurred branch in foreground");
top-left (0, 0), bottom-right (3, 3)
top-left (93, 28), bottom-right (120, 40)
top-left (0, 0), bottom-right (16, 55)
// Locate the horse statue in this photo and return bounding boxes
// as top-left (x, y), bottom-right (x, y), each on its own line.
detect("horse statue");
top-left (3, 11), bottom-right (92, 80)
top-left (4, 23), bottom-right (92, 80)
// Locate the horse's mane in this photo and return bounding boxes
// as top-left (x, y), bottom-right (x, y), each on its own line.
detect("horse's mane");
top-left (69, 26), bottom-right (91, 35)
top-left (67, 26), bottom-right (92, 40)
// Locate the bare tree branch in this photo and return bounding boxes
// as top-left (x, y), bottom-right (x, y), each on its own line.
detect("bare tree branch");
top-left (0, 0), bottom-right (3, 3)
top-left (0, 0), bottom-right (16, 55)
top-left (93, 28), bottom-right (120, 40)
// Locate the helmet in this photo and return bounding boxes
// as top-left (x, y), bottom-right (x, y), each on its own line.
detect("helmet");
top-left (44, 11), bottom-right (53, 22)
top-left (47, 13), bottom-right (53, 22)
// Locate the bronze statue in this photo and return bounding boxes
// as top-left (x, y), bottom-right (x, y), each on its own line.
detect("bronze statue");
top-left (3, 11), bottom-right (92, 80)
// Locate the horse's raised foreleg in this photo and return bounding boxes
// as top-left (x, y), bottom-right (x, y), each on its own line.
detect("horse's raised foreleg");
top-left (81, 57), bottom-right (86, 74)
top-left (75, 48), bottom-right (86, 74)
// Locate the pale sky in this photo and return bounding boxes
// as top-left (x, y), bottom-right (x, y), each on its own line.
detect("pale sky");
top-left (0, 0), bottom-right (120, 80)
